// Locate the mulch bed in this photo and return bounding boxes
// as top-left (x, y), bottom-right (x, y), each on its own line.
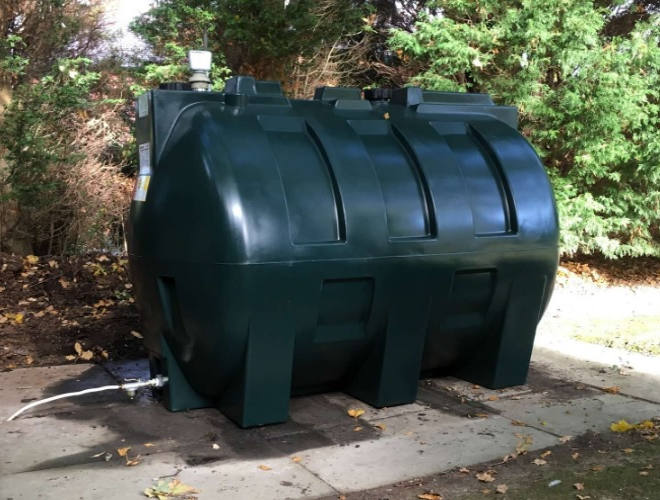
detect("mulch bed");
top-left (561, 255), bottom-right (660, 287)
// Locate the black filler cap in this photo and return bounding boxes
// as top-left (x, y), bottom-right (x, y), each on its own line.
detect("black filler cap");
top-left (364, 88), bottom-right (393, 101)
top-left (159, 82), bottom-right (192, 91)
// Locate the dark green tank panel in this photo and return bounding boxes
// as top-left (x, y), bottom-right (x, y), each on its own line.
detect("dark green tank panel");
top-left (128, 77), bottom-right (558, 428)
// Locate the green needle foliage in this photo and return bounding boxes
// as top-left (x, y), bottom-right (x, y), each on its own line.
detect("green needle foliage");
top-left (390, 0), bottom-right (660, 257)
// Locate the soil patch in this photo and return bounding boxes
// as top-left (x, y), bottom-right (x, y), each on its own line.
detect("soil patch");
top-left (0, 253), bottom-right (144, 371)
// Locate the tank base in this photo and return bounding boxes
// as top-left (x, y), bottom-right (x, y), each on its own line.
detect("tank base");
top-left (453, 275), bottom-right (547, 388)
top-left (346, 286), bottom-right (431, 407)
top-left (151, 273), bottom-right (549, 427)
top-left (151, 337), bottom-right (212, 412)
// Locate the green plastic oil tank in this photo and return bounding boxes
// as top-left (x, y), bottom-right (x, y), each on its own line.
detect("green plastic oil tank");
top-left (127, 76), bottom-right (558, 428)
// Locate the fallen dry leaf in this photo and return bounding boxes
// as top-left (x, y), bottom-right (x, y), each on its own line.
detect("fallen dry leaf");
top-left (501, 453), bottom-right (517, 463)
top-left (574, 483), bottom-right (584, 490)
top-left (130, 330), bottom-right (144, 339)
top-left (622, 448), bottom-right (634, 454)
top-left (487, 395), bottom-right (499, 401)
top-left (576, 495), bottom-right (591, 500)
top-left (65, 354), bottom-right (77, 361)
top-left (602, 386), bottom-right (620, 394)
top-left (74, 342), bottom-right (83, 356)
top-left (532, 458), bottom-right (547, 466)
top-left (258, 464), bottom-right (272, 471)
top-left (373, 423), bottom-right (386, 431)
top-left (25, 355), bottom-right (33, 365)
top-left (514, 433), bottom-right (533, 455)
top-left (353, 426), bottom-right (363, 432)
top-left (572, 452), bottom-right (580, 460)
top-left (80, 350), bottom-right (94, 361)
top-left (495, 484), bottom-right (508, 494)
top-left (540, 450), bottom-right (552, 458)
top-left (144, 478), bottom-right (199, 499)
top-left (559, 435), bottom-right (573, 443)
top-left (458, 467), bottom-right (470, 474)
top-left (639, 471), bottom-right (649, 476)
top-left (591, 465), bottom-right (604, 472)
top-left (610, 420), bottom-right (635, 433)
top-left (25, 255), bottom-right (39, 265)
top-left (144, 443), bottom-right (155, 448)
top-left (291, 456), bottom-right (301, 463)
top-left (347, 408), bottom-right (365, 419)
top-left (126, 456), bottom-right (141, 466)
top-left (511, 420), bottom-right (526, 426)
top-left (117, 447), bottom-right (130, 457)
top-left (476, 471), bottom-right (496, 482)
top-left (212, 443), bottom-right (220, 450)
top-left (417, 494), bottom-right (442, 500)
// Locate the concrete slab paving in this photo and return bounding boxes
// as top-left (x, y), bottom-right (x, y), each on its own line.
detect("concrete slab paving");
top-left (1, 339), bottom-right (659, 499)
top-left (298, 411), bottom-right (557, 492)
top-left (488, 392), bottom-right (660, 437)
top-left (0, 453), bottom-right (181, 500)
top-left (0, 364), bottom-right (123, 419)
top-left (0, 453), bottom-right (337, 500)
top-left (177, 456), bottom-right (336, 500)
top-left (532, 342), bottom-right (660, 403)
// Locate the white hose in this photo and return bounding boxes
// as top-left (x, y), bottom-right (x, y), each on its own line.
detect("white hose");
top-left (6, 376), bottom-right (168, 422)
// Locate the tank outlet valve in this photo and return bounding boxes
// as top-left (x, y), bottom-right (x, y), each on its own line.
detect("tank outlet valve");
top-left (188, 50), bottom-right (212, 91)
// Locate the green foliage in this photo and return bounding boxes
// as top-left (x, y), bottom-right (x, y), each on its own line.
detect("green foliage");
top-left (0, 0), bottom-right (105, 87)
top-left (0, 59), bottom-right (100, 252)
top-left (0, 35), bottom-right (29, 83)
top-left (390, 1), bottom-right (660, 257)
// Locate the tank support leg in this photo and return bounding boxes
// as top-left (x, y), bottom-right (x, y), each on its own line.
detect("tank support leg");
top-left (218, 310), bottom-right (295, 428)
top-left (154, 336), bottom-right (213, 411)
top-left (347, 291), bottom-right (431, 407)
top-left (455, 275), bottom-right (547, 389)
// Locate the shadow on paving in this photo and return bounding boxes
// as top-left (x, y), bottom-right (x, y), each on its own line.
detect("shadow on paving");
top-left (21, 360), bottom-right (594, 474)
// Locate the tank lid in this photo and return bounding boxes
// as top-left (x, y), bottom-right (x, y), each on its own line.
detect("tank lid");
top-left (314, 86), bottom-right (362, 103)
top-left (363, 88), bottom-right (393, 101)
